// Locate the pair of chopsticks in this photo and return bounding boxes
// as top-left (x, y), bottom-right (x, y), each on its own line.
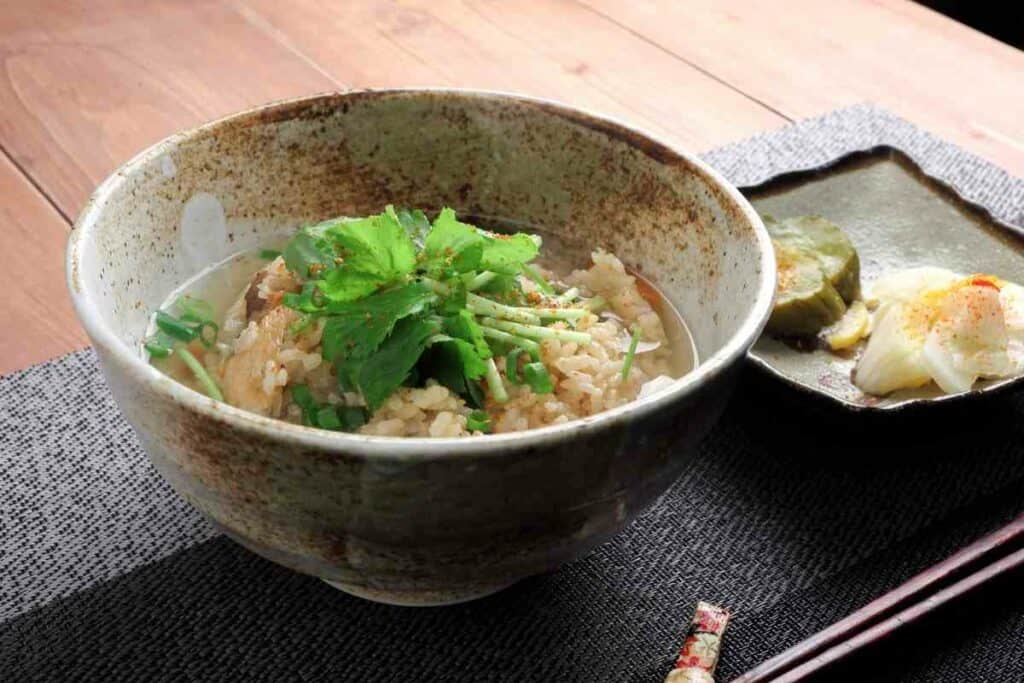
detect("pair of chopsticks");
top-left (731, 512), bottom-right (1024, 682)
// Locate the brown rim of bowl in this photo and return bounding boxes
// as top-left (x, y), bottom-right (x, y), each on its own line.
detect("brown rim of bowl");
top-left (66, 88), bottom-right (776, 458)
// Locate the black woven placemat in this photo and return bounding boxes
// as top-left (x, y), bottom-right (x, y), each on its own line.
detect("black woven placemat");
top-left (3, 105), bottom-right (1024, 682)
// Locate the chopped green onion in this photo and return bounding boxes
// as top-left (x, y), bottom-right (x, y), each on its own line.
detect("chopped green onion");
top-left (484, 357), bottom-right (508, 403)
top-left (155, 311), bottom-right (199, 343)
top-left (466, 271), bottom-right (497, 291)
top-left (522, 264), bottom-right (555, 295)
top-left (292, 387), bottom-right (367, 432)
top-left (197, 321), bottom-right (219, 348)
top-left (259, 249), bottom-right (282, 260)
top-left (144, 341), bottom-right (172, 359)
top-left (479, 327), bottom-right (541, 359)
top-left (621, 325), bottom-right (642, 381)
top-left (522, 362), bottom-right (554, 394)
top-left (175, 295), bottom-right (215, 323)
top-left (466, 409), bottom-right (491, 433)
top-left (467, 293), bottom-right (541, 325)
top-left (176, 347), bottom-right (224, 402)
top-left (478, 317), bottom-right (592, 345)
top-left (505, 348), bottom-right (526, 385)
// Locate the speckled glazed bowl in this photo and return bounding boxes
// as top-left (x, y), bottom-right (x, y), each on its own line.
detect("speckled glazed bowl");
top-left (67, 90), bottom-right (774, 605)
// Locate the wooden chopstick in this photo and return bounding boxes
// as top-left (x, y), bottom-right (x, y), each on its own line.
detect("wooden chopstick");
top-left (731, 512), bottom-right (1024, 683)
top-left (770, 544), bottom-right (1024, 682)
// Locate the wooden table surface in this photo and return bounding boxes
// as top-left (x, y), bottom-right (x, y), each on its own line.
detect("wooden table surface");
top-left (2, 0), bottom-right (1022, 375)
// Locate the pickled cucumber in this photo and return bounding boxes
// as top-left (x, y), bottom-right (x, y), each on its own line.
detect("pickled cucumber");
top-left (764, 215), bottom-right (861, 336)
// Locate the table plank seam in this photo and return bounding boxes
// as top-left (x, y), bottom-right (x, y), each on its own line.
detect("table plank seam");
top-left (229, 0), bottom-right (351, 91)
top-left (0, 143), bottom-right (72, 226)
top-left (574, 0), bottom-right (795, 124)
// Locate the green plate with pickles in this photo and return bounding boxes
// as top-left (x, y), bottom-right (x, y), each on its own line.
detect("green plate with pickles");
top-left (742, 147), bottom-right (1024, 412)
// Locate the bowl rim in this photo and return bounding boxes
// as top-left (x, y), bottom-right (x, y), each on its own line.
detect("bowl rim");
top-left (66, 88), bottom-right (776, 458)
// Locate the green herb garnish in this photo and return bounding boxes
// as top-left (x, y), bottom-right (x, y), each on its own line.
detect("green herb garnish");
top-left (522, 362), bottom-right (554, 394)
top-left (249, 207), bottom-right (593, 426)
top-left (176, 347), bottom-right (224, 401)
top-left (259, 249), bottom-right (282, 260)
top-left (621, 325), bottom-right (642, 381)
top-left (145, 297), bottom-right (223, 401)
top-left (467, 410), bottom-right (491, 433)
top-left (522, 264), bottom-right (555, 295)
top-left (155, 310), bottom-right (199, 343)
top-left (505, 348), bottom-right (526, 385)
top-left (144, 341), bottom-right (172, 358)
top-left (291, 385), bottom-right (366, 431)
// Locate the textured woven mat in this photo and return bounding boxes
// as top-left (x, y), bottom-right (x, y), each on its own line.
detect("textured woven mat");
top-left (3, 105), bottom-right (1023, 682)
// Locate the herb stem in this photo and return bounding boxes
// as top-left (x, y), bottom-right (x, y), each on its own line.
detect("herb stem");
top-left (621, 325), bottom-right (642, 381)
top-left (479, 327), bottom-right (541, 356)
top-left (466, 271), bottom-right (497, 291)
top-left (556, 287), bottom-right (580, 303)
top-left (467, 293), bottom-right (541, 325)
top-left (177, 347), bottom-right (224, 402)
top-left (532, 308), bottom-right (588, 321)
top-left (422, 277), bottom-right (450, 296)
top-left (484, 358), bottom-right (508, 403)
top-left (479, 317), bottom-right (592, 345)
top-left (522, 264), bottom-right (555, 294)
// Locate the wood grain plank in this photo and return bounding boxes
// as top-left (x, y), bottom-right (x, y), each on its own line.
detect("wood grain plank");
top-left (0, 151), bottom-right (88, 374)
top-left (0, 0), bottom-right (339, 219)
top-left (238, 0), bottom-right (786, 152)
top-left (581, 0), bottom-right (1024, 175)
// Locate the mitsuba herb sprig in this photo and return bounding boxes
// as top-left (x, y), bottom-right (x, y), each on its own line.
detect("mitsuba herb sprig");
top-left (277, 206), bottom-right (593, 418)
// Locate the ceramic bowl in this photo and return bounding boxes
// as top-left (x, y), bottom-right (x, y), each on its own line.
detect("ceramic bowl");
top-left (67, 90), bottom-right (774, 605)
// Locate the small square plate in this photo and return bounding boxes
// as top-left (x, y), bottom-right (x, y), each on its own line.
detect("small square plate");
top-left (743, 147), bottom-right (1024, 412)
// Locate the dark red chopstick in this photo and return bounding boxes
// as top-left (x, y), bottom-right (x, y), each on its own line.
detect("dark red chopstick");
top-left (770, 544), bottom-right (1024, 682)
top-left (731, 512), bottom-right (1024, 683)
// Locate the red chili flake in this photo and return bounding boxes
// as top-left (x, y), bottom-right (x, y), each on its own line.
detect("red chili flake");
top-left (970, 276), bottom-right (1000, 290)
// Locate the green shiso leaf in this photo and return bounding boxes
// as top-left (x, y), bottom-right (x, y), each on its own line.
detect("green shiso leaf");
top-left (393, 207), bottom-right (431, 248)
top-left (282, 221), bottom-right (335, 280)
top-left (479, 232), bottom-right (538, 275)
top-left (319, 282), bottom-right (435, 364)
top-left (417, 335), bottom-right (489, 409)
top-left (442, 309), bottom-right (492, 360)
top-left (318, 207), bottom-right (417, 301)
top-left (351, 315), bottom-right (440, 411)
top-left (421, 207), bottom-right (485, 275)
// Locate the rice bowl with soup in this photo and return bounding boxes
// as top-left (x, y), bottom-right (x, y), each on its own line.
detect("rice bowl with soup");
top-left (67, 90), bottom-right (774, 604)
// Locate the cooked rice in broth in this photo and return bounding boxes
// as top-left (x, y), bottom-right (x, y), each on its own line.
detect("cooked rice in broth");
top-left (147, 207), bottom-right (694, 437)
